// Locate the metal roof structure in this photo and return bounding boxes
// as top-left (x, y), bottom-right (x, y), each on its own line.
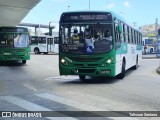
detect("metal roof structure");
top-left (17, 22), bottom-right (55, 35)
top-left (18, 22), bottom-right (55, 29)
top-left (0, 0), bottom-right (41, 26)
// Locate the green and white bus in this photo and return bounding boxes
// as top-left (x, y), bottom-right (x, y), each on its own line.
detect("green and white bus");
top-left (58, 11), bottom-right (142, 80)
top-left (0, 26), bottom-right (30, 64)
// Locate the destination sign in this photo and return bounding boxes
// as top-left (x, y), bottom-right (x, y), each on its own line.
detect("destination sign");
top-left (69, 14), bottom-right (109, 20)
top-left (60, 12), bottom-right (112, 22)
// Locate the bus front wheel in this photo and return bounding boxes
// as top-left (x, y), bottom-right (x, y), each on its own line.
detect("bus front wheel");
top-left (34, 48), bottom-right (39, 54)
top-left (79, 75), bottom-right (86, 81)
top-left (116, 61), bottom-right (125, 79)
top-left (22, 60), bottom-right (26, 64)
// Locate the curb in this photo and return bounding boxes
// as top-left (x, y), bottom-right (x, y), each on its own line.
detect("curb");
top-left (156, 67), bottom-right (160, 74)
top-left (142, 57), bottom-right (158, 59)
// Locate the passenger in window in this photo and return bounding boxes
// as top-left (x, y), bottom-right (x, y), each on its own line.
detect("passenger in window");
top-left (85, 30), bottom-right (95, 49)
top-left (72, 28), bottom-right (79, 44)
top-left (93, 34), bottom-right (99, 41)
top-left (101, 30), bottom-right (112, 41)
top-left (79, 31), bottom-right (85, 43)
top-left (6, 35), bottom-right (13, 46)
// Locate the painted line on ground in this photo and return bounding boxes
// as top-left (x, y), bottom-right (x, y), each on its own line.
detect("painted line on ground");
top-left (0, 95), bottom-right (78, 120)
top-left (36, 93), bottom-right (138, 120)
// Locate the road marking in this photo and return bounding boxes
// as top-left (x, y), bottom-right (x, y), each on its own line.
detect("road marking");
top-left (0, 95), bottom-right (78, 120)
top-left (23, 83), bottom-right (38, 92)
top-left (36, 93), bottom-right (104, 111)
top-left (36, 93), bottom-right (138, 120)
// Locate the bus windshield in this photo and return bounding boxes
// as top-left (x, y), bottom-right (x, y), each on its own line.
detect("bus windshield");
top-left (60, 23), bottom-right (113, 54)
top-left (0, 33), bottom-right (30, 48)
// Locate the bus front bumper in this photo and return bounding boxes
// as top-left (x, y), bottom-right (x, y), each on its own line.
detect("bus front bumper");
top-left (59, 64), bottom-right (115, 77)
top-left (0, 53), bottom-right (30, 61)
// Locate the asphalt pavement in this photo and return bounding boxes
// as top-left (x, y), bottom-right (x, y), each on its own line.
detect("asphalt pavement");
top-left (142, 54), bottom-right (160, 74)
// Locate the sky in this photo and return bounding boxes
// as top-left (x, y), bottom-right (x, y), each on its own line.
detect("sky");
top-left (21, 0), bottom-right (160, 32)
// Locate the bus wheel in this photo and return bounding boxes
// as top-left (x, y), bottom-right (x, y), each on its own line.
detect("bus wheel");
top-left (116, 61), bottom-right (125, 79)
top-left (34, 48), bottom-right (39, 54)
top-left (79, 75), bottom-right (86, 81)
top-left (22, 60), bottom-right (26, 64)
top-left (132, 56), bottom-right (138, 70)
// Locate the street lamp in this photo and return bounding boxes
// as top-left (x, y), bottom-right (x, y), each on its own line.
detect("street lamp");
top-left (49, 21), bottom-right (54, 36)
top-left (68, 6), bottom-right (70, 11)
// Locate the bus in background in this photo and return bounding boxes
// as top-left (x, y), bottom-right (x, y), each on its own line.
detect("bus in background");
top-left (157, 29), bottom-right (160, 57)
top-left (58, 11), bottom-right (142, 81)
top-left (0, 26), bottom-right (30, 64)
top-left (30, 35), bottom-right (59, 54)
top-left (142, 37), bottom-right (155, 54)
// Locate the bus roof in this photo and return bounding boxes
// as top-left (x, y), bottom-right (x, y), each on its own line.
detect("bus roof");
top-left (60, 10), bottom-right (140, 32)
top-left (60, 10), bottom-right (126, 21)
top-left (0, 26), bottom-right (28, 32)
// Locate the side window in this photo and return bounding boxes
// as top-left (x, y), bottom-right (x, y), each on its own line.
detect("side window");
top-left (125, 25), bottom-right (128, 43)
top-left (123, 24), bottom-right (126, 42)
top-left (140, 34), bottom-right (142, 45)
top-left (54, 37), bottom-right (59, 44)
top-left (114, 23), bottom-right (121, 49)
top-left (39, 37), bottom-right (46, 44)
top-left (137, 33), bottom-right (139, 44)
top-left (127, 27), bottom-right (131, 43)
top-left (131, 29), bottom-right (134, 44)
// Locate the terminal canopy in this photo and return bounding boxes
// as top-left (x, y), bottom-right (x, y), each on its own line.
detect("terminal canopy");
top-left (0, 0), bottom-right (41, 26)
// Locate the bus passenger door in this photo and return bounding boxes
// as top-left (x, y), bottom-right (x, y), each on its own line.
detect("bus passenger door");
top-left (115, 23), bottom-right (123, 75)
top-left (47, 38), bottom-right (54, 52)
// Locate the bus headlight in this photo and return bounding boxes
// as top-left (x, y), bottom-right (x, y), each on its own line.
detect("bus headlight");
top-left (101, 58), bottom-right (113, 66)
top-left (61, 58), bottom-right (69, 66)
top-left (61, 59), bottom-right (65, 63)
top-left (107, 59), bottom-right (112, 64)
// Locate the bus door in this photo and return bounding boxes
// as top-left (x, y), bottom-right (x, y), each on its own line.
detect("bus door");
top-left (53, 37), bottom-right (59, 53)
top-left (47, 38), bottom-right (54, 52)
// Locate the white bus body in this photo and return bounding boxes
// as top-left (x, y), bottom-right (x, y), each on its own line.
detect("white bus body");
top-left (30, 35), bottom-right (59, 54)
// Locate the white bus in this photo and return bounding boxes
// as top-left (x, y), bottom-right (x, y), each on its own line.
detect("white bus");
top-left (142, 37), bottom-right (155, 54)
top-left (30, 35), bottom-right (58, 54)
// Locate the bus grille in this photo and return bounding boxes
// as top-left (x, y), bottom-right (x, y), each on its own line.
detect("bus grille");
top-left (69, 57), bottom-right (102, 62)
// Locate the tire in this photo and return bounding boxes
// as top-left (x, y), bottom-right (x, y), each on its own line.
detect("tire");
top-left (22, 60), bottom-right (26, 64)
top-left (34, 48), bottom-right (39, 54)
top-left (116, 61), bottom-right (125, 79)
top-left (79, 75), bottom-right (86, 81)
top-left (44, 52), bottom-right (48, 54)
top-left (132, 56), bottom-right (138, 70)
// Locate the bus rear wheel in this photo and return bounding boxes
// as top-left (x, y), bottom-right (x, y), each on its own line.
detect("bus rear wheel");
top-left (79, 75), bottom-right (86, 81)
top-left (132, 56), bottom-right (138, 70)
top-left (22, 60), bottom-right (26, 64)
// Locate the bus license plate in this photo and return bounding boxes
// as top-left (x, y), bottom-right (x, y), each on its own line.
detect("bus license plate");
top-left (4, 53), bottom-right (11, 55)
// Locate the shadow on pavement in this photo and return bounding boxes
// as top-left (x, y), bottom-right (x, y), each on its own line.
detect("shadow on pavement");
top-left (59, 67), bottom-right (137, 85)
top-left (0, 61), bottom-right (25, 66)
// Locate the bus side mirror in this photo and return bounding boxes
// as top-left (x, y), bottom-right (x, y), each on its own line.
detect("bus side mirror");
top-left (118, 25), bottom-right (122, 34)
top-left (158, 28), bottom-right (160, 35)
